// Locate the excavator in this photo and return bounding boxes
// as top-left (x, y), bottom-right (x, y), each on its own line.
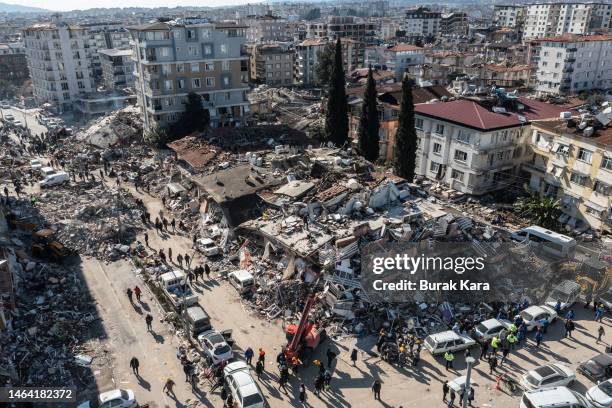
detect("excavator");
top-left (283, 293), bottom-right (327, 362)
top-left (31, 229), bottom-right (73, 262)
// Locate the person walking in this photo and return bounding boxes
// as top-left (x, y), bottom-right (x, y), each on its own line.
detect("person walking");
top-left (372, 379), bottom-right (382, 400)
top-left (491, 336), bottom-right (500, 355)
top-left (448, 389), bottom-right (456, 408)
top-left (278, 367), bottom-right (289, 393)
top-left (168, 247), bottom-right (173, 263)
top-left (299, 383), bottom-right (306, 405)
top-left (185, 254), bottom-right (191, 269)
top-left (129, 356), bottom-right (139, 375)
top-left (598, 325), bottom-right (606, 343)
top-left (144, 232), bottom-right (149, 247)
top-left (204, 263), bottom-right (211, 279)
top-left (443, 380), bottom-right (449, 402)
top-left (412, 346), bottom-right (421, 367)
top-left (507, 333), bottom-right (518, 350)
top-left (535, 328), bottom-right (544, 348)
top-left (145, 314), bottom-right (153, 331)
top-left (134, 286), bottom-right (142, 302)
top-left (326, 348), bottom-right (337, 367)
top-left (255, 360), bottom-right (264, 379)
top-left (258, 348), bottom-right (266, 364)
top-left (314, 375), bottom-right (323, 397)
top-left (489, 354), bottom-right (498, 374)
top-left (245, 347), bottom-right (254, 365)
top-left (350, 348), bottom-right (358, 366)
top-left (177, 254), bottom-right (183, 267)
top-left (126, 288), bottom-right (133, 303)
top-left (500, 347), bottom-right (510, 367)
top-left (163, 378), bottom-right (175, 396)
top-left (565, 319), bottom-right (575, 338)
top-left (171, 218), bottom-right (176, 232)
top-left (162, 217), bottom-right (168, 231)
top-left (596, 304), bottom-right (605, 322)
top-left (444, 350), bottom-right (455, 370)
top-left (480, 340), bottom-right (490, 360)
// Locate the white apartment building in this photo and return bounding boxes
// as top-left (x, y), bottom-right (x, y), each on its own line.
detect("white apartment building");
top-left (532, 34), bottom-right (612, 96)
top-left (294, 38), bottom-right (363, 86)
top-left (413, 97), bottom-right (567, 195)
top-left (492, 5), bottom-right (525, 28)
top-left (524, 119), bottom-right (611, 233)
top-left (22, 22), bottom-right (94, 112)
top-left (523, 2), bottom-right (612, 40)
top-left (245, 15), bottom-right (292, 42)
top-left (129, 18), bottom-right (250, 131)
top-left (402, 7), bottom-right (441, 38)
top-left (82, 22), bottom-right (131, 85)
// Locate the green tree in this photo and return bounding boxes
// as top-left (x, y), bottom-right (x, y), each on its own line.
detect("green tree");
top-left (358, 67), bottom-right (380, 162)
top-left (324, 38), bottom-right (349, 146)
top-left (171, 91), bottom-right (210, 136)
top-left (314, 42), bottom-right (335, 88)
top-left (514, 191), bottom-right (561, 229)
top-left (393, 75), bottom-right (417, 180)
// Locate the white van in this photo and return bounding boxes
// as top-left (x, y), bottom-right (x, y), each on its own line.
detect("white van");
top-left (228, 270), bottom-right (255, 295)
top-left (223, 361), bottom-right (265, 408)
top-left (424, 330), bottom-right (476, 355)
top-left (40, 166), bottom-right (56, 178)
top-left (511, 225), bottom-right (577, 258)
top-left (520, 386), bottom-right (589, 408)
top-left (545, 280), bottom-right (582, 311)
top-left (39, 172), bottom-right (69, 188)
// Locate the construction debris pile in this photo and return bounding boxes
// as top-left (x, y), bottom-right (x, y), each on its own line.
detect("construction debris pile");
top-left (75, 106), bottom-right (143, 148)
top-left (248, 86), bottom-right (323, 132)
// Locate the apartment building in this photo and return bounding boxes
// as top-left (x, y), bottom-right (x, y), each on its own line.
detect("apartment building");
top-left (82, 22), bottom-right (131, 85)
top-left (523, 2), bottom-right (612, 40)
top-left (248, 43), bottom-right (294, 86)
top-left (492, 5), bottom-right (525, 29)
top-left (413, 96), bottom-right (568, 195)
top-left (378, 18), bottom-right (401, 40)
top-left (22, 22), bottom-right (94, 112)
top-left (245, 15), bottom-right (292, 42)
top-left (382, 43), bottom-right (424, 80)
top-left (129, 18), bottom-right (250, 130)
top-left (294, 38), bottom-right (363, 86)
top-left (531, 34), bottom-right (612, 96)
top-left (440, 12), bottom-right (469, 37)
top-left (99, 48), bottom-right (134, 90)
top-left (0, 43), bottom-right (28, 86)
top-left (402, 7), bottom-right (441, 39)
top-left (524, 118), bottom-right (611, 233)
top-left (307, 16), bottom-right (377, 44)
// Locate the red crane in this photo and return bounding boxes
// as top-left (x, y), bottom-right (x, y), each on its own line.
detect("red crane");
top-left (284, 294), bottom-right (325, 361)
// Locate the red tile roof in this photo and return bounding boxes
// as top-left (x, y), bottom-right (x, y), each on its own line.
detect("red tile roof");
top-left (414, 97), bottom-right (571, 131)
top-left (387, 43), bottom-right (423, 52)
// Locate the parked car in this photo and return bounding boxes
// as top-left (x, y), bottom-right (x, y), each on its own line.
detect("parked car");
top-left (579, 352), bottom-right (612, 383)
top-left (520, 386), bottom-right (589, 408)
top-left (586, 378), bottom-right (612, 408)
top-left (598, 289), bottom-right (612, 311)
top-left (223, 361), bottom-right (265, 408)
top-left (472, 318), bottom-right (512, 342)
top-left (545, 280), bottom-right (582, 312)
top-left (4, 113), bottom-right (14, 121)
top-left (196, 237), bottom-right (220, 257)
top-left (30, 159), bottom-right (42, 170)
top-left (424, 330), bottom-right (476, 355)
top-left (521, 362), bottom-right (575, 390)
top-left (198, 329), bottom-right (233, 365)
top-left (77, 389), bottom-right (137, 408)
top-left (1, 103), bottom-right (10, 109)
top-left (39, 172), bottom-right (69, 188)
top-left (13, 120), bottom-right (23, 128)
top-left (228, 270), bottom-right (255, 295)
top-left (518, 305), bottom-right (557, 331)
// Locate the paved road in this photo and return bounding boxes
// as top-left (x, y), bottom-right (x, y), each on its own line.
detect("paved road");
top-left (0, 106), bottom-right (48, 136)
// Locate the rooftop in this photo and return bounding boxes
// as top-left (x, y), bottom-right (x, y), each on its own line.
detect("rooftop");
top-left (387, 43), bottom-right (423, 53)
top-left (532, 33), bottom-right (612, 43)
top-left (99, 48), bottom-right (132, 57)
top-left (532, 119), bottom-right (612, 147)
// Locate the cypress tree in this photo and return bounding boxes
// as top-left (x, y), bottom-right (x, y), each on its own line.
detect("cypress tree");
top-left (325, 38), bottom-right (348, 146)
top-left (393, 75), bottom-right (418, 180)
top-left (358, 66), bottom-right (379, 162)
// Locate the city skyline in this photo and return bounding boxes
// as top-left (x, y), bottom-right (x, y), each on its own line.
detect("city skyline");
top-left (2, 0), bottom-right (262, 11)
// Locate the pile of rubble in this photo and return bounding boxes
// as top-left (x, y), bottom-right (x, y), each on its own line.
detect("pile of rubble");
top-left (76, 106), bottom-right (143, 148)
top-left (33, 181), bottom-right (146, 260)
top-left (0, 249), bottom-right (110, 389)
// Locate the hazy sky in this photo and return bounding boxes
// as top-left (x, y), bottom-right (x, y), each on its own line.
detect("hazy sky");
top-left (7, 0), bottom-right (259, 11)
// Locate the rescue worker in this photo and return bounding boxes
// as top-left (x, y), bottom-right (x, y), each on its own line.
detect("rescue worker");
top-left (444, 350), bottom-right (454, 370)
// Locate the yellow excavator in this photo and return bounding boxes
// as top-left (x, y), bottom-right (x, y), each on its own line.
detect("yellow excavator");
top-left (31, 229), bottom-right (73, 262)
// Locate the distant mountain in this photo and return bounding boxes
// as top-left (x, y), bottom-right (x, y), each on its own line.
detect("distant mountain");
top-left (0, 2), bottom-right (50, 13)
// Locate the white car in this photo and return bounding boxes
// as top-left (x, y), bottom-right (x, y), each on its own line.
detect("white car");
top-left (196, 237), bottom-right (220, 257)
top-left (198, 329), bottom-right (233, 365)
top-left (77, 389), bottom-right (137, 408)
top-left (472, 318), bottom-right (512, 342)
top-left (30, 159), bottom-right (42, 170)
top-left (586, 378), bottom-right (612, 408)
top-left (521, 387), bottom-right (589, 408)
top-left (1, 103), bottom-right (10, 109)
top-left (13, 120), bottom-right (23, 128)
top-left (4, 113), bottom-right (14, 121)
top-left (424, 330), bottom-right (477, 355)
top-left (518, 305), bottom-right (557, 331)
top-left (522, 362), bottom-right (576, 391)
top-left (224, 361), bottom-right (265, 408)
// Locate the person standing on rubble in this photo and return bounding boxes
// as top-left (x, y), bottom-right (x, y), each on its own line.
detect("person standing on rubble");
top-left (129, 356), bottom-right (139, 375)
top-left (188, 271), bottom-right (195, 285)
top-left (3, 186), bottom-right (8, 200)
top-left (145, 314), bottom-right (153, 331)
top-left (134, 286), bottom-right (142, 302)
top-left (480, 339), bottom-right (490, 360)
top-left (154, 217), bottom-right (161, 233)
top-left (126, 288), bottom-right (133, 303)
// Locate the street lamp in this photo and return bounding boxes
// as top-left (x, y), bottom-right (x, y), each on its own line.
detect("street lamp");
top-left (463, 356), bottom-right (475, 408)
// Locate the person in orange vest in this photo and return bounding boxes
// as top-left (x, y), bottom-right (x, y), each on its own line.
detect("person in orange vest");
top-left (291, 356), bottom-right (301, 375)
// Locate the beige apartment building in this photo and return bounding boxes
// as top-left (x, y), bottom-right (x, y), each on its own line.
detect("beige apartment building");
top-left (524, 119), bottom-right (612, 233)
top-left (129, 18), bottom-right (250, 130)
top-left (248, 43), bottom-right (294, 86)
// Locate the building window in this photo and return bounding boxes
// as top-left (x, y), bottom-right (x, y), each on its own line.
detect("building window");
top-left (220, 44), bottom-right (228, 54)
top-left (176, 63), bottom-right (184, 73)
top-left (593, 180), bottom-right (610, 195)
top-left (569, 172), bottom-right (589, 186)
top-left (206, 77), bottom-right (215, 87)
top-left (203, 44), bottom-right (213, 55)
top-left (457, 131), bottom-right (471, 144)
top-left (177, 79), bottom-right (185, 89)
top-left (454, 150), bottom-right (467, 162)
top-left (191, 63), bottom-right (199, 72)
top-left (433, 143), bottom-right (442, 155)
top-left (159, 47), bottom-right (170, 57)
top-left (164, 80), bottom-right (173, 90)
top-left (222, 60), bottom-right (230, 71)
top-left (430, 161), bottom-right (441, 173)
top-left (192, 78), bottom-right (201, 88)
top-left (451, 169), bottom-right (464, 182)
top-left (435, 124), bottom-right (444, 135)
top-left (601, 156), bottom-right (612, 171)
top-left (577, 148), bottom-right (593, 163)
top-left (186, 29), bottom-right (197, 40)
top-left (188, 45), bottom-right (198, 56)
top-left (205, 62), bottom-right (215, 71)
top-left (555, 144), bottom-right (570, 156)
top-left (222, 76), bottom-right (230, 87)
top-left (415, 118), bottom-right (423, 130)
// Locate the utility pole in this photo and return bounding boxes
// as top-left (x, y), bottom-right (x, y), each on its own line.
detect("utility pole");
top-left (462, 356), bottom-right (475, 408)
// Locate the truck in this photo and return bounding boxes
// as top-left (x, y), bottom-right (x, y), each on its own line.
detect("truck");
top-left (159, 270), bottom-right (198, 309)
top-left (31, 228), bottom-right (73, 261)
